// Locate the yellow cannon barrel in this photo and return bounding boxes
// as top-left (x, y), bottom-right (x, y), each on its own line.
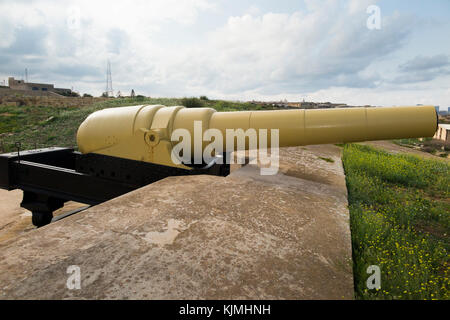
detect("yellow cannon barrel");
top-left (208, 105), bottom-right (437, 147)
top-left (77, 105), bottom-right (437, 168)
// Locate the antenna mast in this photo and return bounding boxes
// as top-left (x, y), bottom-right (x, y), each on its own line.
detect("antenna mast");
top-left (105, 60), bottom-right (113, 97)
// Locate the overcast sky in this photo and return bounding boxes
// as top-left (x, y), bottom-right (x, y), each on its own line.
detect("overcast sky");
top-left (1, 0), bottom-right (449, 108)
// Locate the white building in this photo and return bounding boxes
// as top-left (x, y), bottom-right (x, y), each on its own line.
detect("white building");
top-left (434, 124), bottom-right (450, 142)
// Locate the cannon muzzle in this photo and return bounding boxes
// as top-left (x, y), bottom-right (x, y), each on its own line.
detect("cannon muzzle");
top-left (77, 105), bottom-right (438, 168)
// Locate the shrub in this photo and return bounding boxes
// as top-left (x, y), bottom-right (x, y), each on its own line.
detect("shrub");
top-left (422, 146), bottom-right (436, 154)
top-left (16, 98), bottom-right (26, 106)
top-left (213, 100), bottom-right (232, 110)
top-left (181, 97), bottom-right (204, 108)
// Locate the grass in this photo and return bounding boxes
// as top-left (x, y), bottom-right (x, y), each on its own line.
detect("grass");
top-left (342, 143), bottom-right (449, 300)
top-left (0, 97), bottom-right (276, 153)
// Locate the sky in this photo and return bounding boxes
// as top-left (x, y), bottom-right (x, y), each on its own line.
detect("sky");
top-left (0, 0), bottom-right (449, 108)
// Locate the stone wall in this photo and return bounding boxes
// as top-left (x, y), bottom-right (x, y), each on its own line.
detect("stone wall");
top-left (0, 93), bottom-right (109, 107)
top-left (0, 87), bottom-right (58, 97)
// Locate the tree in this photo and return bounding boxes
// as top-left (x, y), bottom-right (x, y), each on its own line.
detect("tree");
top-left (131, 89), bottom-right (135, 98)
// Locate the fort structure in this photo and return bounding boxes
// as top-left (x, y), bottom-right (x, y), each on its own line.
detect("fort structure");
top-left (0, 77), bottom-right (72, 97)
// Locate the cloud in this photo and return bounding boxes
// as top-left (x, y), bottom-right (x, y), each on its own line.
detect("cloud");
top-left (399, 54), bottom-right (449, 72)
top-left (2, 25), bottom-right (49, 55)
top-left (159, 2), bottom-right (412, 95)
top-left (107, 28), bottom-right (129, 55)
top-left (49, 63), bottom-right (103, 80)
top-left (395, 54), bottom-right (450, 84)
top-left (394, 70), bottom-right (450, 84)
top-left (0, 0), bottom-right (448, 107)
top-left (0, 0), bottom-right (214, 91)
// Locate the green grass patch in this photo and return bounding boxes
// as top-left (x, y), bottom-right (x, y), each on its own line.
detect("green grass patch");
top-left (342, 143), bottom-right (449, 300)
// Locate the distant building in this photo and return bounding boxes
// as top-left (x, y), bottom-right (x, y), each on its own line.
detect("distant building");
top-left (248, 100), bottom-right (371, 109)
top-left (434, 124), bottom-right (450, 142)
top-left (7, 77), bottom-right (72, 96)
top-left (299, 102), bottom-right (318, 109)
top-left (435, 106), bottom-right (440, 113)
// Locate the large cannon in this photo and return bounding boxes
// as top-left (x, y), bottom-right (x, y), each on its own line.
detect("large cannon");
top-left (77, 105), bottom-right (437, 168)
top-left (0, 105), bottom-right (438, 227)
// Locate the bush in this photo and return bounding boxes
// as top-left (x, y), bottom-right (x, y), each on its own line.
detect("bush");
top-left (199, 96), bottom-right (209, 101)
top-left (213, 100), bottom-right (232, 110)
top-left (181, 97), bottom-right (204, 108)
top-left (16, 98), bottom-right (26, 106)
top-left (60, 91), bottom-right (80, 97)
top-left (83, 93), bottom-right (93, 98)
top-left (422, 146), bottom-right (436, 154)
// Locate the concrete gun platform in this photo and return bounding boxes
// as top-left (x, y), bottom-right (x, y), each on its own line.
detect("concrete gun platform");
top-left (0, 145), bottom-right (354, 299)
